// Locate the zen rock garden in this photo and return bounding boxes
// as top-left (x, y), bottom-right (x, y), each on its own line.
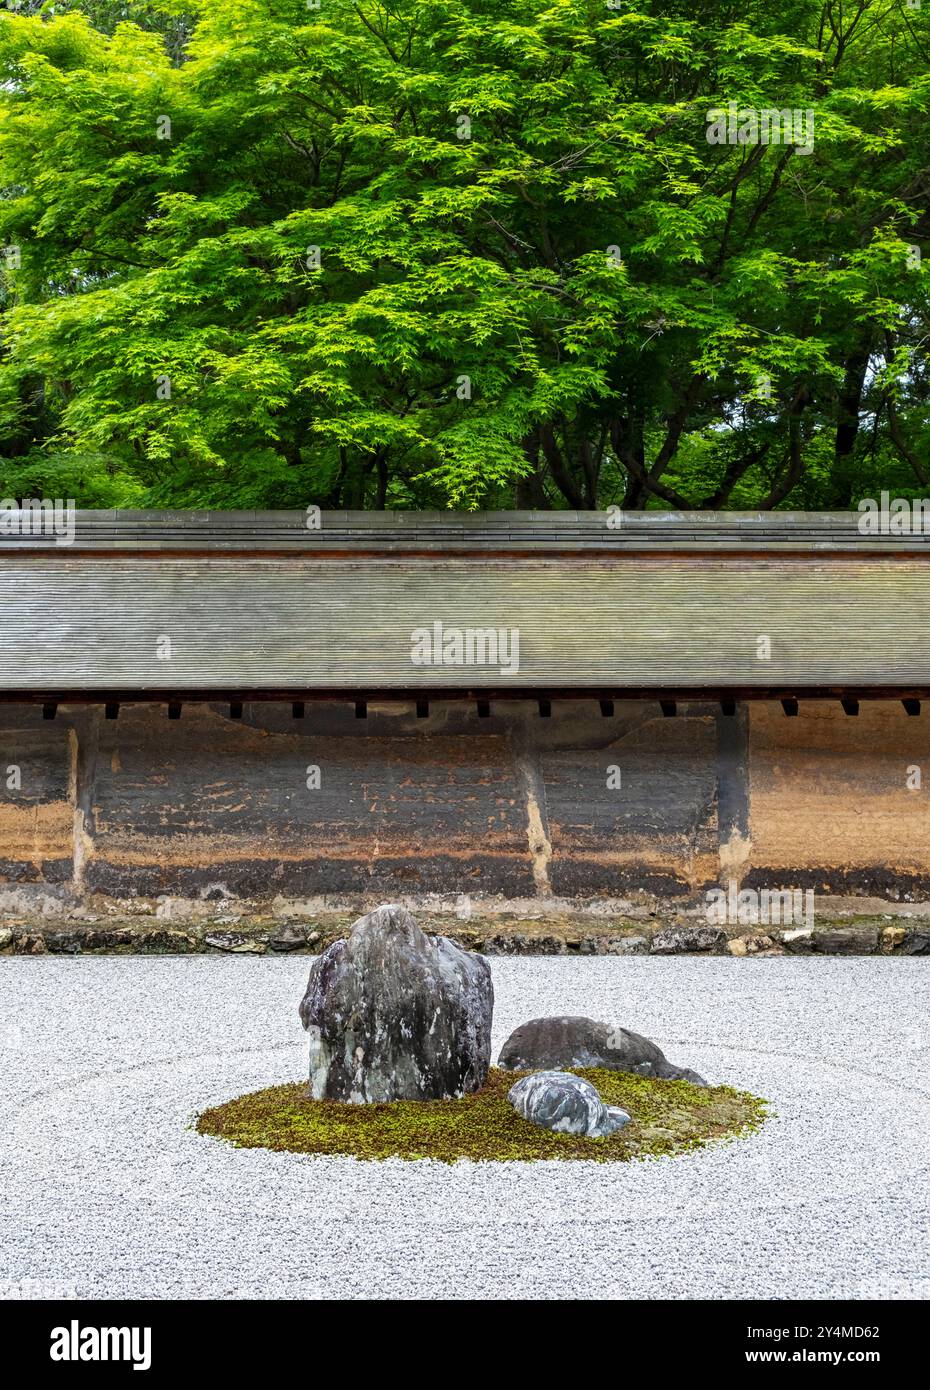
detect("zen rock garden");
top-left (299, 904), bottom-right (705, 1134)
top-left (198, 904), bottom-right (766, 1160)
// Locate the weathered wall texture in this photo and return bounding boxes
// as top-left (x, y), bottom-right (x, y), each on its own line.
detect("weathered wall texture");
top-left (746, 702), bottom-right (930, 897)
top-left (0, 724), bottom-right (74, 886)
top-left (0, 698), bottom-right (926, 912)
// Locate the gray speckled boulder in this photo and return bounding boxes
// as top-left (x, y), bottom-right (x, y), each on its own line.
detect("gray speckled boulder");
top-left (498, 1016), bottom-right (706, 1085)
top-left (298, 904), bottom-right (493, 1103)
top-left (508, 1071), bottom-right (630, 1138)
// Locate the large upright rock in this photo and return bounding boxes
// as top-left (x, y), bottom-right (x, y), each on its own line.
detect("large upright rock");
top-left (298, 904), bottom-right (493, 1103)
top-left (498, 1016), bottom-right (706, 1085)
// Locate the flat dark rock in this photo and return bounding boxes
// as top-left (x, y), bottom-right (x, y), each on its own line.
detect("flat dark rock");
top-left (498, 1015), bottom-right (706, 1085)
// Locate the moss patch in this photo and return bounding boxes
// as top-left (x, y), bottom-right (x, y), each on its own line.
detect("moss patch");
top-left (196, 1067), bottom-right (768, 1163)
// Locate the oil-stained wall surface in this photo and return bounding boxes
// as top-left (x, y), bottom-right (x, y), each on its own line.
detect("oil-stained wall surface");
top-left (0, 699), bottom-right (926, 906)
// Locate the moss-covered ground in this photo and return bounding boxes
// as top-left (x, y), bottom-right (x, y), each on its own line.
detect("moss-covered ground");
top-left (196, 1067), bottom-right (768, 1163)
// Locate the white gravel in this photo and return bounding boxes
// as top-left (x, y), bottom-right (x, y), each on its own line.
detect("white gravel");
top-left (0, 955), bottom-right (927, 1300)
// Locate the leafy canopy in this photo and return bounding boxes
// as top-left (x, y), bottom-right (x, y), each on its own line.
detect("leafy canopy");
top-left (0, 0), bottom-right (928, 510)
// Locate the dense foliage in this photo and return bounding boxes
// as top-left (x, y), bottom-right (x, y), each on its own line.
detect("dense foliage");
top-left (0, 0), bottom-right (928, 509)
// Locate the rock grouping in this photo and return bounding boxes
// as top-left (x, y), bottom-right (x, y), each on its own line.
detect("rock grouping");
top-left (298, 904), bottom-right (707, 1139)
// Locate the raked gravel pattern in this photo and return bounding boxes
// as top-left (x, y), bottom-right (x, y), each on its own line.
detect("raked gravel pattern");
top-left (0, 955), bottom-right (927, 1301)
